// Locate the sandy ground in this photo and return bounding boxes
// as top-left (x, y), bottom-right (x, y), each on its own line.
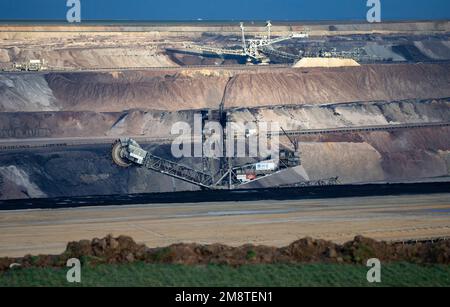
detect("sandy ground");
top-left (293, 57), bottom-right (360, 68)
top-left (0, 193), bottom-right (449, 257)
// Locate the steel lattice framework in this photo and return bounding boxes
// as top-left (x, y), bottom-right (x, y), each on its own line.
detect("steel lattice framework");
top-left (143, 153), bottom-right (215, 189)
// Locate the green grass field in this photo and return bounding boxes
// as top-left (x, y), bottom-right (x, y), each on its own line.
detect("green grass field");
top-left (1, 262), bottom-right (449, 287)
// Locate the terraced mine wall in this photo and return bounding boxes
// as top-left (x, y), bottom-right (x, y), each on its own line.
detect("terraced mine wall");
top-left (0, 60), bottom-right (449, 200)
top-left (1, 126), bottom-right (449, 200)
top-left (1, 21), bottom-right (449, 70)
top-left (0, 21), bottom-right (449, 38)
top-left (1, 64), bottom-right (449, 112)
top-left (0, 96), bottom-right (449, 200)
top-left (0, 98), bottom-right (449, 139)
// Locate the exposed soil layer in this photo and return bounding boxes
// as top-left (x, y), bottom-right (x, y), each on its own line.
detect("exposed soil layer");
top-left (0, 144), bottom-right (201, 200)
top-left (1, 97), bottom-right (450, 199)
top-left (224, 64), bottom-right (450, 108)
top-left (1, 97), bottom-right (448, 139)
top-left (1, 64), bottom-right (449, 112)
top-left (1, 21), bottom-right (449, 71)
top-left (1, 124), bottom-right (449, 200)
top-left (1, 235), bottom-right (449, 271)
top-left (0, 21), bottom-right (448, 36)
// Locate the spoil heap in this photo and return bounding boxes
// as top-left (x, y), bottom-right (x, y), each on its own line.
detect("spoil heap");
top-left (1, 235), bottom-right (449, 271)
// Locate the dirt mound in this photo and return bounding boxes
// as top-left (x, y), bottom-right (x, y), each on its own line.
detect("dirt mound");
top-left (1, 63), bottom-right (449, 112)
top-left (44, 71), bottom-right (229, 112)
top-left (294, 57), bottom-right (360, 68)
top-left (65, 235), bottom-right (148, 264)
top-left (0, 74), bottom-right (59, 112)
top-left (1, 235), bottom-right (449, 271)
top-left (0, 49), bottom-right (10, 63)
top-left (2, 97), bottom-right (448, 140)
top-left (225, 64), bottom-right (450, 108)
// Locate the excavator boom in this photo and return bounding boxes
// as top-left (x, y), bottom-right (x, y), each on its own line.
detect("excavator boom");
top-left (112, 138), bottom-right (214, 189)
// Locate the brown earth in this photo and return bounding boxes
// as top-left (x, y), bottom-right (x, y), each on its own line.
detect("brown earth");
top-left (1, 98), bottom-right (449, 139)
top-left (45, 70), bottom-right (230, 111)
top-left (293, 57), bottom-right (360, 68)
top-left (298, 127), bottom-right (450, 183)
top-left (1, 194), bottom-right (449, 257)
top-left (1, 64), bottom-right (449, 112)
top-left (0, 126), bottom-right (449, 199)
top-left (1, 21), bottom-right (448, 70)
top-left (1, 235), bottom-right (449, 271)
top-left (224, 64), bottom-right (450, 108)
top-left (36, 63), bottom-right (450, 111)
top-left (0, 21), bottom-right (448, 40)
top-left (1, 98), bottom-right (448, 137)
top-left (1, 104), bottom-right (450, 199)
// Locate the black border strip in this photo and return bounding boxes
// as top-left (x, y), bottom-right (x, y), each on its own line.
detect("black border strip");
top-left (0, 182), bottom-right (449, 211)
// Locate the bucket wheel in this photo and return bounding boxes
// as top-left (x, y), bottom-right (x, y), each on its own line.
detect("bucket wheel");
top-left (111, 139), bottom-right (131, 168)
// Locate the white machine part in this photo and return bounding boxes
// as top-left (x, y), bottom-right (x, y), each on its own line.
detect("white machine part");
top-left (255, 160), bottom-right (277, 171)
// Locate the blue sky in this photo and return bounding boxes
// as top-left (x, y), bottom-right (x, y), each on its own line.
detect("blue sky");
top-left (0, 0), bottom-right (449, 21)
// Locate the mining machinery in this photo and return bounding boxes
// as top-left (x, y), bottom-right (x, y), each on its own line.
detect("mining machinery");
top-left (111, 114), bottom-right (315, 192)
top-left (111, 90), bottom-right (339, 190)
top-left (9, 59), bottom-right (47, 72)
top-left (111, 111), bottom-right (345, 190)
top-left (112, 138), bottom-right (215, 189)
top-left (182, 21), bottom-right (309, 64)
top-left (111, 136), bottom-right (297, 190)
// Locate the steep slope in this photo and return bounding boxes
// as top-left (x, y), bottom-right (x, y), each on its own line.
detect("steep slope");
top-left (0, 98), bottom-right (448, 139)
top-left (0, 74), bottom-right (59, 112)
top-left (1, 63), bottom-right (449, 112)
top-left (224, 64), bottom-right (450, 108)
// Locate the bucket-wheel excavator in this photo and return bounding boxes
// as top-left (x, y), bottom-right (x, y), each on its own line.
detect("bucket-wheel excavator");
top-left (181, 21), bottom-right (309, 64)
top-left (111, 132), bottom-right (305, 190)
top-left (112, 138), bottom-right (215, 188)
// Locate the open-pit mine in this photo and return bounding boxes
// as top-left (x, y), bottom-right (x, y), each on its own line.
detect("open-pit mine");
top-left (0, 21), bottom-right (449, 256)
